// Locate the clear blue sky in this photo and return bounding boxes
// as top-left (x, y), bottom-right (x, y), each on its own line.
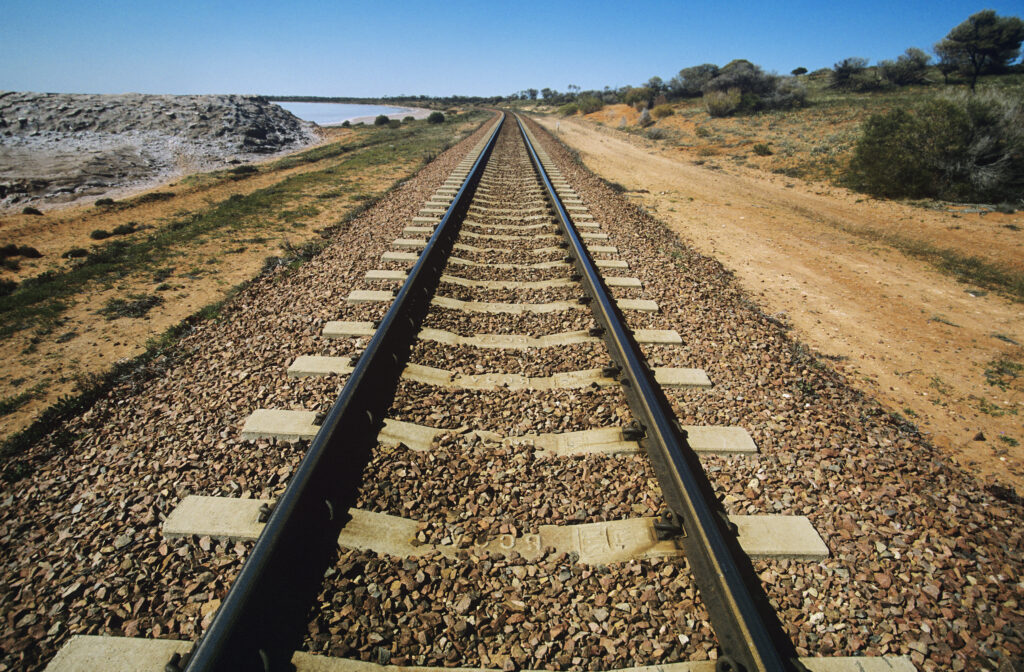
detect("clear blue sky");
top-left (2, 0), bottom-right (1021, 97)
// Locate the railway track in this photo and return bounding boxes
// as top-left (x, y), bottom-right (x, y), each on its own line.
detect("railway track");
top-left (42, 114), bottom-right (918, 672)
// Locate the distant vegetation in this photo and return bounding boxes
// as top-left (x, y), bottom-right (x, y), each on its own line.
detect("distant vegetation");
top-left (265, 10), bottom-right (1023, 207)
top-left (499, 9), bottom-right (1024, 206)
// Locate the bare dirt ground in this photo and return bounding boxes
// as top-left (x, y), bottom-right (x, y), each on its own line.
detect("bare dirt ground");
top-left (535, 113), bottom-right (1024, 491)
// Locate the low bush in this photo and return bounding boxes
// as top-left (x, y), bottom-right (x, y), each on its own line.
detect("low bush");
top-left (637, 108), bottom-right (653, 127)
top-left (403, 116), bottom-right (415, 122)
top-left (830, 57), bottom-right (887, 91)
top-left (21, 207), bottom-right (42, 216)
top-left (374, 114), bottom-right (390, 126)
top-left (753, 143), bottom-right (772, 156)
top-left (62, 248), bottom-right (88, 259)
top-left (651, 104), bottom-right (674, 119)
top-left (557, 103), bottom-right (579, 116)
top-left (0, 279), bottom-right (16, 297)
top-left (341, 120), bottom-right (351, 128)
top-left (427, 111), bottom-right (445, 124)
top-left (1, 258), bottom-right (18, 271)
top-left (133, 191), bottom-right (174, 204)
top-left (17, 246), bottom-right (41, 258)
top-left (577, 96), bottom-right (604, 114)
top-left (90, 229), bottom-right (111, 240)
top-left (622, 87), bottom-right (654, 106)
top-left (847, 89), bottom-right (1024, 202)
top-left (763, 78), bottom-right (807, 109)
top-left (878, 48), bottom-right (930, 86)
top-left (700, 60), bottom-right (805, 115)
top-left (670, 64), bottom-right (720, 98)
top-left (230, 165), bottom-right (258, 177)
top-left (704, 88), bottom-right (742, 117)
top-left (645, 128), bottom-right (667, 140)
top-left (0, 244), bottom-right (17, 258)
top-left (111, 223), bottom-right (137, 236)
top-left (94, 198), bottom-right (115, 207)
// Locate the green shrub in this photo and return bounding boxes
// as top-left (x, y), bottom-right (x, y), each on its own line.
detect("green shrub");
top-left (230, 165), bottom-right (258, 177)
top-left (62, 248), bottom-right (88, 259)
top-left (847, 90), bottom-right (1024, 202)
top-left (577, 96), bottom-right (604, 114)
top-left (94, 198), bottom-right (115, 207)
top-left (557, 103), bottom-right (579, 116)
top-left (831, 57), bottom-right (887, 91)
top-left (403, 116), bottom-right (415, 122)
top-left (17, 246), bottom-right (41, 258)
top-left (651, 104), bottom-right (674, 119)
top-left (753, 143), bottom-right (772, 156)
top-left (669, 64), bottom-right (720, 98)
top-left (704, 88), bottom-right (742, 117)
top-left (341, 120), bottom-right (351, 128)
top-left (427, 111), bottom-right (445, 124)
top-left (700, 60), bottom-right (805, 114)
top-left (623, 87), bottom-right (654, 106)
top-left (133, 192), bottom-right (174, 204)
top-left (21, 207), bottom-right (42, 216)
top-left (645, 128), bottom-right (667, 140)
top-left (695, 126), bottom-right (711, 138)
top-left (374, 114), bottom-right (390, 126)
top-left (90, 229), bottom-right (111, 240)
top-left (111, 223), bottom-right (137, 236)
top-left (878, 48), bottom-right (930, 86)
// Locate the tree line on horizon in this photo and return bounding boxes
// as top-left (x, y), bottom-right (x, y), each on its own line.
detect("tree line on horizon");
top-left (511, 10), bottom-right (1023, 117)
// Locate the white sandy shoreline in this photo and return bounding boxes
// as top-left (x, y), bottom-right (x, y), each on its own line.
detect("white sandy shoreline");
top-left (331, 106), bottom-right (433, 126)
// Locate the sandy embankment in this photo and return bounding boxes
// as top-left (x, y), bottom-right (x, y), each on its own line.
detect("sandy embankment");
top-left (346, 106), bottom-right (434, 125)
top-left (535, 114), bottom-right (1024, 490)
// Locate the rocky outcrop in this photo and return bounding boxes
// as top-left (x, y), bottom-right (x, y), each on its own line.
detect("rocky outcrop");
top-left (0, 92), bottom-right (319, 210)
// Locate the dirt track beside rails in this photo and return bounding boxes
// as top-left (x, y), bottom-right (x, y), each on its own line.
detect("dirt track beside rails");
top-left (535, 114), bottom-right (1024, 492)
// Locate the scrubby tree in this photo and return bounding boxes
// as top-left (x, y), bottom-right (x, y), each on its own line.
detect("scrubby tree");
top-left (526, 88), bottom-right (538, 100)
top-left (701, 60), bottom-right (805, 115)
top-left (669, 64), bottom-right (720, 98)
top-left (878, 48), bottom-right (931, 86)
top-left (576, 96), bottom-right (604, 114)
top-left (622, 86), bottom-right (654, 107)
top-left (705, 60), bottom-right (778, 96)
top-left (830, 57), bottom-right (869, 89)
top-left (645, 76), bottom-right (667, 95)
top-left (935, 10), bottom-right (1024, 90)
top-left (791, 67), bottom-right (808, 76)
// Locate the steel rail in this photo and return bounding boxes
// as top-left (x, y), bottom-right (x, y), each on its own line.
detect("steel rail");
top-left (515, 114), bottom-right (801, 672)
top-left (177, 113), bottom-right (505, 672)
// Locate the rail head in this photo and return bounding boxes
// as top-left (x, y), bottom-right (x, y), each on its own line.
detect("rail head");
top-left (514, 113), bottom-right (803, 672)
top-left (178, 112), bottom-right (506, 672)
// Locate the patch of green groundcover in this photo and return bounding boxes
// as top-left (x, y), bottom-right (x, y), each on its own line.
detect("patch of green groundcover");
top-left (855, 228), bottom-right (1024, 302)
top-left (0, 111), bottom-right (489, 339)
